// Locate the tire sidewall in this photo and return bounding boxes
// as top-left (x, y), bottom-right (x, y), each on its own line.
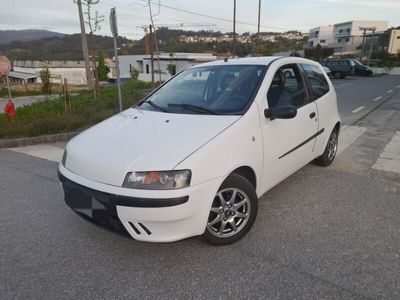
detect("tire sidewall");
top-left (321, 128), bottom-right (339, 166)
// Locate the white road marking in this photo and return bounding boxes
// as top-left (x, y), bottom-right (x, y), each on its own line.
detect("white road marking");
top-left (337, 125), bottom-right (367, 155)
top-left (372, 132), bottom-right (400, 174)
top-left (373, 96), bottom-right (382, 101)
top-left (352, 106), bottom-right (365, 114)
top-left (397, 85), bottom-right (400, 88)
top-left (8, 144), bottom-right (65, 162)
top-left (387, 90), bottom-right (393, 94)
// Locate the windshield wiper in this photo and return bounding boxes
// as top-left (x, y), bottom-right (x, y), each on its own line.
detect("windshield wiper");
top-left (142, 100), bottom-right (167, 112)
top-left (167, 103), bottom-right (220, 115)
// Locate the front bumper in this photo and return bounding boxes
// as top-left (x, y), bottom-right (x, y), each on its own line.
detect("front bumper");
top-left (58, 164), bottom-right (222, 242)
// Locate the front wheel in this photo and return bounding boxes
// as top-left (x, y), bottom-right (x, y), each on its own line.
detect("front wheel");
top-left (203, 173), bottom-right (258, 246)
top-left (315, 127), bottom-right (339, 166)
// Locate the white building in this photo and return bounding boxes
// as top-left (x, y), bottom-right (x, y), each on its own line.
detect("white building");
top-left (388, 29), bottom-right (400, 55)
top-left (333, 20), bottom-right (388, 53)
top-left (113, 53), bottom-right (218, 82)
top-left (13, 61), bottom-right (87, 85)
top-left (308, 26), bottom-right (334, 48)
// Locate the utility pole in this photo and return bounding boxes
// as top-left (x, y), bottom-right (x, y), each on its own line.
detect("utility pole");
top-left (360, 28), bottom-right (367, 61)
top-left (149, 25), bottom-right (155, 86)
top-left (232, 0), bottom-right (237, 57)
top-left (110, 7), bottom-right (123, 112)
top-left (257, 0), bottom-right (261, 36)
top-left (256, 0), bottom-right (261, 56)
top-left (76, 0), bottom-right (93, 90)
top-left (367, 28), bottom-right (376, 67)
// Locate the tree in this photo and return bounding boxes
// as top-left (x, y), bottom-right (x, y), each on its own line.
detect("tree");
top-left (167, 38), bottom-right (176, 76)
top-left (313, 44), bottom-right (323, 62)
top-left (96, 52), bottom-right (109, 81)
top-left (130, 67), bottom-right (139, 81)
top-left (82, 0), bottom-right (104, 96)
top-left (40, 66), bottom-right (52, 95)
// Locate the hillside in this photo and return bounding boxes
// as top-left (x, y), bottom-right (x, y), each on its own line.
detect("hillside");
top-left (0, 29), bottom-right (64, 45)
top-left (0, 34), bottom-right (133, 61)
top-left (0, 28), bottom-right (307, 61)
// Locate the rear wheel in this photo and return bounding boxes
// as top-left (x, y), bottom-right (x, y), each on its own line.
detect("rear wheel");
top-left (315, 127), bottom-right (339, 166)
top-left (203, 173), bottom-right (258, 246)
top-left (334, 72), bottom-right (341, 79)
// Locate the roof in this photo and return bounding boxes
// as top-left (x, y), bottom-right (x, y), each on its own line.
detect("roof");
top-left (190, 56), bottom-right (282, 68)
top-left (8, 71), bottom-right (37, 80)
top-left (188, 56), bottom-right (322, 69)
top-left (13, 61), bottom-right (85, 68)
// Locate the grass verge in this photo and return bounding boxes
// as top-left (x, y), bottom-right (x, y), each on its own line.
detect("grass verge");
top-left (0, 81), bottom-right (157, 139)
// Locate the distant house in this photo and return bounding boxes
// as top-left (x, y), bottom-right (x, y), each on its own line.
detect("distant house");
top-left (13, 61), bottom-right (87, 85)
top-left (388, 29), bottom-right (400, 55)
top-left (109, 53), bottom-right (218, 82)
top-left (7, 71), bottom-right (37, 84)
top-left (333, 20), bottom-right (388, 53)
top-left (308, 26), bottom-right (334, 48)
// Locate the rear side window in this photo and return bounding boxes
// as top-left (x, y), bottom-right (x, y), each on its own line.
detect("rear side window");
top-left (301, 64), bottom-right (330, 100)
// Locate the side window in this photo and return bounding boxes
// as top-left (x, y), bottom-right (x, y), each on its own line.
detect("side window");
top-left (301, 64), bottom-right (330, 99)
top-left (267, 65), bottom-right (307, 108)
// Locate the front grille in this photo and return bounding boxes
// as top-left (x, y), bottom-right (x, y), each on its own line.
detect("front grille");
top-left (59, 173), bottom-right (129, 236)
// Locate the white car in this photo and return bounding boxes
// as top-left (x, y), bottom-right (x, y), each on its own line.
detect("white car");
top-left (59, 57), bottom-right (341, 245)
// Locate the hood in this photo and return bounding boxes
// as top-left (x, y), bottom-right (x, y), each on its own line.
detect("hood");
top-left (65, 108), bottom-right (240, 186)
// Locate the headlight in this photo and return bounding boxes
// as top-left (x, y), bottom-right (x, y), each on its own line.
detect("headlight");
top-left (62, 150), bottom-right (67, 167)
top-left (122, 170), bottom-right (191, 190)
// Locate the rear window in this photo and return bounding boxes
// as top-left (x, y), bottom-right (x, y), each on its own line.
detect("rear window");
top-left (301, 64), bottom-right (330, 100)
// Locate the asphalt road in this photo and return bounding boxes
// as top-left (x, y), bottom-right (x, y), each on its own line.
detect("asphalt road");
top-left (1, 75), bottom-right (400, 299)
top-left (332, 75), bottom-right (400, 125)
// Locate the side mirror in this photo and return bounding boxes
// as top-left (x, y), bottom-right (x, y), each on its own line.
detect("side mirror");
top-left (264, 105), bottom-right (297, 120)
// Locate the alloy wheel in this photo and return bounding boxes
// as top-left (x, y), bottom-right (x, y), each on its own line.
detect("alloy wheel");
top-left (207, 188), bottom-right (251, 238)
top-left (327, 130), bottom-right (338, 161)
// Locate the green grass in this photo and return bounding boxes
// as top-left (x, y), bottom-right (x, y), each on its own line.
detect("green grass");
top-left (0, 81), bottom-right (158, 139)
top-left (0, 87), bottom-right (44, 97)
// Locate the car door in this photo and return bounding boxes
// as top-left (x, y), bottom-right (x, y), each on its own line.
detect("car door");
top-left (260, 63), bottom-right (319, 192)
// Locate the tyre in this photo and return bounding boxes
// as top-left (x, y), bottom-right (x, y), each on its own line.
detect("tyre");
top-left (315, 127), bottom-right (339, 166)
top-left (203, 173), bottom-right (258, 246)
top-left (334, 72), bottom-right (341, 79)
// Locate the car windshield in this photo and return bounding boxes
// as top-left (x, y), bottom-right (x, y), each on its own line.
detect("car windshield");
top-left (138, 65), bottom-right (266, 115)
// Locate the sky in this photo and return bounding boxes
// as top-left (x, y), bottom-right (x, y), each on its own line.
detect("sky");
top-left (1, 0), bottom-right (400, 40)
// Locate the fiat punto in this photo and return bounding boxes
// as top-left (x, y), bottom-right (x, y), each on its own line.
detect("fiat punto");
top-left (59, 57), bottom-right (341, 245)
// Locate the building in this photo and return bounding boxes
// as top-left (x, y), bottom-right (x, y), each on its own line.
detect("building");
top-left (13, 61), bottom-right (87, 85)
top-left (111, 53), bottom-right (218, 82)
top-left (333, 20), bottom-right (388, 53)
top-left (308, 26), bottom-right (334, 48)
top-left (388, 29), bottom-right (400, 55)
top-left (6, 71), bottom-right (37, 84)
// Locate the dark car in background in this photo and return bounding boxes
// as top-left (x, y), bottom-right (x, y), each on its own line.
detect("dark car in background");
top-left (321, 59), bottom-right (352, 79)
top-left (321, 59), bottom-right (373, 79)
top-left (351, 59), bottom-right (373, 76)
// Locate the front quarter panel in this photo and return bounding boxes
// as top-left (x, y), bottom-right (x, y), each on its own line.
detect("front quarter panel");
top-left (175, 103), bottom-right (264, 196)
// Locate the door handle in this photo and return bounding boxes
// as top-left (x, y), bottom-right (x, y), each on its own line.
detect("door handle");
top-left (309, 112), bottom-right (316, 119)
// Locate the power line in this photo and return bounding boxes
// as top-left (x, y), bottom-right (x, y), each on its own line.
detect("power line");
top-left (134, 0), bottom-right (306, 32)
